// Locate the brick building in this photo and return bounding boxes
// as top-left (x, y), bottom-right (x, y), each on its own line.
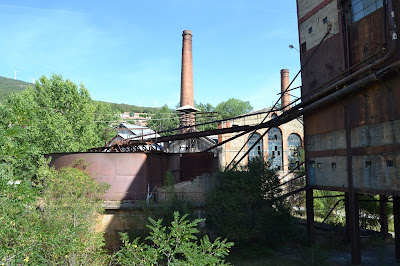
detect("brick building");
top-left (218, 69), bottom-right (304, 172)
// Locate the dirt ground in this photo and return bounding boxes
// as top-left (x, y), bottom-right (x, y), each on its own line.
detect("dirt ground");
top-left (227, 224), bottom-right (399, 265)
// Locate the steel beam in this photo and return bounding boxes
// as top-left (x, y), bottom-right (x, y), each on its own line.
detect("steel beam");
top-left (380, 195), bottom-right (389, 240)
top-left (306, 188), bottom-right (314, 242)
top-left (394, 196), bottom-right (400, 261)
top-left (345, 106), bottom-right (361, 265)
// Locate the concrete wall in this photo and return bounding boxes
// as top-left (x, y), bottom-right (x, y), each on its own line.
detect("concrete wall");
top-left (298, 0), bottom-right (339, 51)
top-left (305, 76), bottom-right (400, 194)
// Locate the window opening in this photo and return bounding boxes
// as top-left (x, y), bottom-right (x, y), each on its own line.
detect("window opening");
top-left (365, 161), bottom-right (372, 168)
top-left (248, 133), bottom-right (263, 161)
top-left (301, 42), bottom-right (307, 53)
top-left (288, 133), bottom-right (302, 170)
top-left (309, 27), bottom-right (313, 34)
top-left (323, 16), bottom-right (328, 24)
top-left (351, 0), bottom-right (384, 23)
top-left (387, 160), bottom-right (394, 167)
top-left (331, 163), bottom-right (336, 168)
top-left (268, 127), bottom-right (283, 170)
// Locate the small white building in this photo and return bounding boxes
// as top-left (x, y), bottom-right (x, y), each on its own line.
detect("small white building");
top-left (108, 123), bottom-right (161, 146)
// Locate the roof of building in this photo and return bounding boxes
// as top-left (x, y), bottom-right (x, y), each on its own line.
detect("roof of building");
top-left (176, 105), bottom-right (200, 113)
top-left (117, 123), bottom-right (160, 140)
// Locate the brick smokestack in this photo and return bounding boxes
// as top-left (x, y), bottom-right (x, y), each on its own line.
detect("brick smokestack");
top-left (180, 30), bottom-right (194, 107)
top-left (280, 69), bottom-right (290, 111)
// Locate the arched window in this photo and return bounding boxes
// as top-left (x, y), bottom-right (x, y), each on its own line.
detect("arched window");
top-left (288, 133), bottom-right (302, 169)
top-left (268, 127), bottom-right (283, 170)
top-left (248, 132), bottom-right (263, 161)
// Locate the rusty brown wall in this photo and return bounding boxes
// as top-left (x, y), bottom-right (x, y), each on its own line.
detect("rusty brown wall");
top-left (48, 153), bottom-right (150, 201)
top-left (48, 152), bottom-right (217, 201)
top-left (300, 34), bottom-right (343, 99)
top-left (348, 8), bottom-right (385, 68)
top-left (180, 153), bottom-right (215, 181)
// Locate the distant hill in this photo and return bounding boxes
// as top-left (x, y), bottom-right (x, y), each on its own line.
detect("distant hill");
top-left (0, 76), bottom-right (159, 114)
top-left (0, 76), bottom-right (34, 101)
top-left (98, 101), bottom-right (159, 114)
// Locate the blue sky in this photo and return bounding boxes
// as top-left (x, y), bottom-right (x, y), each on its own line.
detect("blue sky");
top-left (0, 0), bottom-right (301, 111)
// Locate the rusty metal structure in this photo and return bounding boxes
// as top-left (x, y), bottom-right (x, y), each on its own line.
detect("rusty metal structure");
top-left (48, 152), bottom-right (218, 202)
top-left (296, 0), bottom-right (400, 263)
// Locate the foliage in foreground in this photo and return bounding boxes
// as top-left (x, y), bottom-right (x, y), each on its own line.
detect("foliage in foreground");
top-left (0, 159), bottom-right (109, 265)
top-left (115, 212), bottom-right (234, 265)
top-left (206, 157), bottom-right (292, 247)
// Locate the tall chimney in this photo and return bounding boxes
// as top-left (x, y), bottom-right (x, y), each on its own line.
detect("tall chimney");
top-left (280, 69), bottom-right (290, 111)
top-left (180, 30), bottom-right (194, 107)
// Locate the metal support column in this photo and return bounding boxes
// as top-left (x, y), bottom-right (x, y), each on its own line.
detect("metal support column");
top-left (380, 195), bottom-right (389, 240)
top-left (306, 188), bottom-right (314, 243)
top-left (393, 196), bottom-right (400, 261)
top-left (345, 106), bottom-right (361, 265)
top-left (345, 193), bottom-right (350, 243)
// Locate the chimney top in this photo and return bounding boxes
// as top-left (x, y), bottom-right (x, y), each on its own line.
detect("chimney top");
top-left (280, 69), bottom-right (289, 74)
top-left (183, 30), bottom-right (192, 36)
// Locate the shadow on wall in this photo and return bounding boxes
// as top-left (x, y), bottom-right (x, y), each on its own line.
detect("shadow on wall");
top-left (47, 152), bottom-right (218, 251)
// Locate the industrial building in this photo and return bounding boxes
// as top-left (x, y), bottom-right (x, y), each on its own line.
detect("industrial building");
top-left (295, 0), bottom-right (400, 263)
top-left (218, 69), bottom-right (304, 172)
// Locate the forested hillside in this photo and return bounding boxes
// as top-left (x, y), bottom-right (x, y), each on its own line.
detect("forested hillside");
top-left (0, 76), bottom-right (157, 113)
top-left (99, 101), bottom-right (159, 114)
top-left (0, 76), bottom-right (34, 101)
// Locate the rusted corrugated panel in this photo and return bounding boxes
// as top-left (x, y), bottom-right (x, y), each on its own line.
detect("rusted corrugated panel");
top-left (147, 153), bottom-right (174, 188)
top-left (47, 152), bottom-right (216, 201)
top-left (48, 153), bottom-right (149, 201)
top-left (304, 102), bottom-right (344, 135)
top-left (180, 153), bottom-right (215, 181)
top-left (347, 78), bottom-right (400, 128)
top-left (348, 8), bottom-right (385, 68)
top-left (385, 75), bottom-right (400, 120)
top-left (361, 82), bottom-right (391, 124)
top-left (300, 34), bottom-right (343, 99)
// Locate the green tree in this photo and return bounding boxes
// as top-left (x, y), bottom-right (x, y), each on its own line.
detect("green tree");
top-left (206, 157), bottom-right (292, 247)
top-left (214, 98), bottom-right (253, 119)
top-left (93, 101), bottom-right (119, 144)
top-left (115, 212), bottom-right (233, 265)
top-left (147, 105), bottom-right (179, 136)
top-left (313, 190), bottom-right (345, 225)
top-left (0, 74), bottom-right (113, 265)
top-left (0, 74), bottom-right (112, 179)
top-left (195, 102), bottom-right (218, 131)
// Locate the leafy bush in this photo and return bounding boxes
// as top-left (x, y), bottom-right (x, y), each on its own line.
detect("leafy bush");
top-left (0, 159), bottom-right (110, 265)
top-left (115, 212), bottom-right (234, 265)
top-left (313, 190), bottom-right (345, 225)
top-left (142, 169), bottom-right (197, 234)
top-left (205, 157), bottom-right (292, 247)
